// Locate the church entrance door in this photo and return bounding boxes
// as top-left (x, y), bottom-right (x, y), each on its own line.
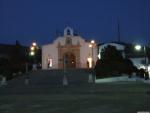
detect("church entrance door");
top-left (64, 52), bottom-right (76, 68)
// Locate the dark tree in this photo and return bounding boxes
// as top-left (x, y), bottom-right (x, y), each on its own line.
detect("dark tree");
top-left (95, 45), bottom-right (137, 78)
top-left (9, 41), bottom-right (27, 73)
top-left (101, 45), bottom-right (123, 61)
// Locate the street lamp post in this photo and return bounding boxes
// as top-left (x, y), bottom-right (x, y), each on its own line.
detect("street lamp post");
top-left (135, 44), bottom-right (149, 79)
top-left (143, 46), bottom-right (149, 80)
top-left (143, 46), bottom-right (148, 67)
top-left (30, 42), bottom-right (38, 71)
top-left (88, 40), bottom-right (96, 83)
top-left (91, 40), bottom-right (95, 68)
top-left (89, 40), bottom-right (95, 68)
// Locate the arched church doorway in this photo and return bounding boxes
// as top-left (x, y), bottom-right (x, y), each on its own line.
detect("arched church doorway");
top-left (63, 52), bottom-right (76, 68)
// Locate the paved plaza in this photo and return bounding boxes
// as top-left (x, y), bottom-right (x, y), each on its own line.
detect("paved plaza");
top-left (0, 69), bottom-right (150, 113)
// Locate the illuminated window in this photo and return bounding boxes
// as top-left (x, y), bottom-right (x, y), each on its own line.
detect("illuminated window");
top-left (48, 58), bottom-right (53, 68)
top-left (87, 57), bottom-right (92, 68)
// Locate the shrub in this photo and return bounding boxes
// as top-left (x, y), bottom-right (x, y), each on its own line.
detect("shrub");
top-left (95, 45), bottom-right (138, 78)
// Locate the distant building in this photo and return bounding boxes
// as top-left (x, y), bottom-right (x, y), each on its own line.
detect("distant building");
top-left (98, 42), bottom-right (149, 71)
top-left (0, 43), bottom-right (28, 59)
top-left (0, 42), bottom-right (30, 75)
top-left (98, 42), bottom-right (126, 59)
top-left (0, 42), bottom-right (42, 75)
top-left (42, 27), bottom-right (97, 69)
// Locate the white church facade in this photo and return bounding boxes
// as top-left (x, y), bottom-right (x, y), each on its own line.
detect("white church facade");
top-left (42, 27), bottom-right (97, 69)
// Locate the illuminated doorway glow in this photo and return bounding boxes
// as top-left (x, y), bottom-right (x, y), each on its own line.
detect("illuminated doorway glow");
top-left (87, 57), bottom-right (92, 68)
top-left (48, 58), bottom-right (52, 68)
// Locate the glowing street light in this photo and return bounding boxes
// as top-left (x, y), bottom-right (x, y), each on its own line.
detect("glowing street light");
top-left (32, 42), bottom-right (37, 46)
top-left (135, 44), bottom-right (147, 64)
top-left (134, 44), bottom-right (149, 79)
top-left (91, 40), bottom-right (95, 44)
top-left (89, 44), bottom-right (92, 48)
top-left (30, 42), bottom-right (38, 56)
top-left (88, 39), bottom-right (96, 83)
top-left (135, 44), bottom-right (142, 51)
top-left (89, 40), bottom-right (95, 68)
top-left (30, 46), bottom-right (35, 51)
top-left (30, 51), bottom-right (35, 56)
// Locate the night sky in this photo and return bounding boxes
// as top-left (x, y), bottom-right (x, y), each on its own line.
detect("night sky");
top-left (0, 0), bottom-right (150, 46)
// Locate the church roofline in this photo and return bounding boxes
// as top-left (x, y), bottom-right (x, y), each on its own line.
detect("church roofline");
top-left (97, 41), bottom-right (131, 47)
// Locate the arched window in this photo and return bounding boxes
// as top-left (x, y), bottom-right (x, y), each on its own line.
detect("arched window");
top-left (67, 29), bottom-right (71, 35)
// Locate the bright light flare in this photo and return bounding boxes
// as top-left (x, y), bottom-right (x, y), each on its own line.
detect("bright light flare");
top-left (135, 45), bottom-right (142, 51)
top-left (32, 42), bottom-right (37, 46)
top-left (89, 44), bottom-right (92, 48)
top-left (30, 46), bottom-right (35, 51)
top-left (48, 58), bottom-right (52, 68)
top-left (30, 51), bottom-right (35, 56)
top-left (87, 57), bottom-right (92, 68)
top-left (91, 40), bottom-right (95, 44)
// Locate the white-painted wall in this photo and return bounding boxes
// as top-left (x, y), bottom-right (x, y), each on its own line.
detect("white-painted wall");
top-left (80, 43), bottom-right (97, 67)
top-left (99, 43), bottom-right (125, 51)
top-left (42, 27), bottom-right (98, 69)
top-left (42, 44), bottom-right (58, 69)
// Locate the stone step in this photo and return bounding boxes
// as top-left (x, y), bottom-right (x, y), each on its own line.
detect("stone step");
top-left (7, 69), bottom-right (91, 86)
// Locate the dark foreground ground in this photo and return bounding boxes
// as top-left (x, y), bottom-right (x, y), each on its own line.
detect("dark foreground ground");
top-left (0, 82), bottom-right (150, 113)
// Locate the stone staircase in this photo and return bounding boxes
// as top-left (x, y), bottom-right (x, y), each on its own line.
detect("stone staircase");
top-left (7, 69), bottom-right (91, 87)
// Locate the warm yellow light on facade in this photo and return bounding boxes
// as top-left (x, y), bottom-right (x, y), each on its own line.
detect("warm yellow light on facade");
top-left (48, 58), bottom-right (53, 68)
top-left (30, 46), bottom-right (35, 51)
top-left (89, 44), bottom-right (92, 48)
top-left (87, 57), bottom-right (92, 68)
